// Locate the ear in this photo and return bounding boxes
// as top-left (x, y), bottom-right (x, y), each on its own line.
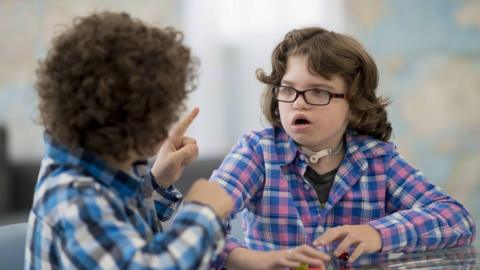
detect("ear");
top-left (344, 110), bottom-right (355, 129)
top-left (347, 109), bottom-right (354, 121)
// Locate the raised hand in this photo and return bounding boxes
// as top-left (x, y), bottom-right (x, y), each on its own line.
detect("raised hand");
top-left (151, 107), bottom-right (199, 188)
top-left (313, 224), bottom-right (382, 263)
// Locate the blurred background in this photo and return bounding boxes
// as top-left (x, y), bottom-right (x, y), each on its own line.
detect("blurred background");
top-left (0, 0), bottom-right (479, 229)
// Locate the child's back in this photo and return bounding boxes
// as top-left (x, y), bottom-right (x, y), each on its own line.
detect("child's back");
top-left (25, 11), bottom-right (233, 270)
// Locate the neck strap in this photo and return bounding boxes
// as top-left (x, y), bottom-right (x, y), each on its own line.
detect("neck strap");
top-left (301, 140), bottom-right (344, 164)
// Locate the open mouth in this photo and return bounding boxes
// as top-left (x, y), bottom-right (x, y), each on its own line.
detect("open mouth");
top-left (293, 118), bottom-right (311, 125)
top-left (291, 115), bottom-right (312, 127)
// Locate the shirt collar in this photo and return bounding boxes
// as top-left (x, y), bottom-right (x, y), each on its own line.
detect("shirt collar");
top-left (43, 133), bottom-right (142, 199)
top-left (270, 127), bottom-right (304, 165)
top-left (271, 127), bottom-right (393, 168)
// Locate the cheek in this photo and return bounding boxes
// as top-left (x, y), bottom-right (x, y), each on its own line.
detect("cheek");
top-left (277, 104), bottom-right (289, 121)
top-left (330, 103), bottom-right (351, 121)
top-left (314, 108), bottom-right (350, 126)
top-left (153, 140), bottom-right (164, 152)
top-left (144, 140), bottom-right (164, 158)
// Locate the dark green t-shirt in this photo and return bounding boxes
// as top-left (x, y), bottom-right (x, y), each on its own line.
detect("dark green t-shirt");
top-left (304, 166), bottom-right (338, 206)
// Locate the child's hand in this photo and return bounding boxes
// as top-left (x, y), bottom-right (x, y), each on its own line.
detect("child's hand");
top-left (313, 224), bottom-right (382, 263)
top-left (151, 107), bottom-right (199, 187)
top-left (184, 179), bottom-right (233, 219)
top-left (225, 245), bottom-right (330, 270)
top-left (266, 245), bottom-right (330, 270)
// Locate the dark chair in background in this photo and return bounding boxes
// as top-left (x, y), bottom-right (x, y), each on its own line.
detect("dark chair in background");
top-left (0, 125), bottom-right (39, 225)
top-left (0, 222), bottom-right (28, 269)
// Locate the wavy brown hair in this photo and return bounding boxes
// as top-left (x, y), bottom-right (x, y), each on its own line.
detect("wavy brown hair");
top-left (36, 12), bottom-right (197, 161)
top-left (257, 27), bottom-right (392, 141)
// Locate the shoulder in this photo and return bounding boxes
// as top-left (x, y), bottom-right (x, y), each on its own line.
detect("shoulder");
top-left (235, 126), bottom-right (297, 164)
top-left (240, 126), bottom-right (279, 144)
top-left (346, 131), bottom-right (397, 158)
top-left (32, 161), bottom-right (114, 223)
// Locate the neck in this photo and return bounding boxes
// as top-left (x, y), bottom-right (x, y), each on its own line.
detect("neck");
top-left (302, 139), bottom-right (345, 174)
top-left (102, 155), bottom-right (134, 173)
top-left (302, 139), bottom-right (343, 161)
top-left (309, 148), bottom-right (344, 174)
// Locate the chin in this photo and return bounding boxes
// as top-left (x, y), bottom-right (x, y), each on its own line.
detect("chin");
top-left (287, 132), bottom-right (310, 146)
top-left (288, 132), bottom-right (326, 150)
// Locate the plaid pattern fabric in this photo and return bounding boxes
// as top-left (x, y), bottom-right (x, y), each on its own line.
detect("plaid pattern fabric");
top-left (210, 127), bottom-right (475, 268)
top-left (25, 134), bottom-right (225, 270)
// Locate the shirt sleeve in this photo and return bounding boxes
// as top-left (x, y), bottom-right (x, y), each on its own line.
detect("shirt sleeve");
top-left (55, 187), bottom-right (225, 270)
top-left (368, 151), bottom-right (476, 253)
top-left (148, 170), bottom-right (183, 222)
top-left (208, 134), bottom-right (266, 268)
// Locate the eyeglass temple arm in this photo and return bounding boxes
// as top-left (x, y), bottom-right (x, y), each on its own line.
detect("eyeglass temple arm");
top-left (331, 93), bottom-right (345, 98)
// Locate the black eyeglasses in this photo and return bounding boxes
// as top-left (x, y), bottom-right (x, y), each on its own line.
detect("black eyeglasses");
top-left (273, 86), bottom-right (345, 106)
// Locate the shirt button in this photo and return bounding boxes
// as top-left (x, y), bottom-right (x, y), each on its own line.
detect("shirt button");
top-left (315, 226), bottom-right (324, 237)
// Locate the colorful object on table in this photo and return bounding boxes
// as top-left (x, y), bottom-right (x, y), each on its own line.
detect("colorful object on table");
top-left (292, 263), bottom-right (324, 270)
top-left (338, 252), bottom-right (350, 261)
top-left (293, 263), bottom-right (308, 270)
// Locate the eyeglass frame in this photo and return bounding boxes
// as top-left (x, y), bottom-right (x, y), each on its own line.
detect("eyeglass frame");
top-left (272, 85), bottom-right (345, 106)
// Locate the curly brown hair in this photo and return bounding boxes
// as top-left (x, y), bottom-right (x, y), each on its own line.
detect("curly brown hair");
top-left (35, 12), bottom-right (197, 161)
top-left (257, 27), bottom-right (392, 141)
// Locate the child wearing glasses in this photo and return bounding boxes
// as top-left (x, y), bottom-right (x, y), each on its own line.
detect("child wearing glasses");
top-left (25, 12), bottom-right (234, 269)
top-left (210, 27), bottom-right (475, 269)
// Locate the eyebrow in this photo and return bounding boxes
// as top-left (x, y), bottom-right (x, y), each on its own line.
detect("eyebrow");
top-left (280, 80), bottom-right (335, 91)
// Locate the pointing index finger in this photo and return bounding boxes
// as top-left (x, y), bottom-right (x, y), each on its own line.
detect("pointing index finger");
top-left (169, 107), bottom-right (199, 147)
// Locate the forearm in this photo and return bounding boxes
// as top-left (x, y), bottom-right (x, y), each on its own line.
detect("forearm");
top-left (225, 247), bottom-right (272, 270)
top-left (383, 152), bottom-right (476, 252)
top-left (369, 200), bottom-right (476, 253)
top-left (156, 203), bottom-right (225, 269)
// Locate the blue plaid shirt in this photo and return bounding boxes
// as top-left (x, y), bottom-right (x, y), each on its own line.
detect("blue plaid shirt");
top-left (210, 127), bottom-right (476, 268)
top-left (25, 134), bottom-right (225, 270)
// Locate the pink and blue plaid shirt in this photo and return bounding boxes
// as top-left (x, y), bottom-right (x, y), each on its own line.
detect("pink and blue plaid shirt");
top-left (210, 127), bottom-right (475, 268)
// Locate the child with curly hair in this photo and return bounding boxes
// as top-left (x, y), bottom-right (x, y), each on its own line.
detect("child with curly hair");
top-left (210, 27), bottom-right (475, 269)
top-left (25, 11), bottom-right (233, 270)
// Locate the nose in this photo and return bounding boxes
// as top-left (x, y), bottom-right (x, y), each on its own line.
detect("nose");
top-left (292, 92), bottom-right (311, 110)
